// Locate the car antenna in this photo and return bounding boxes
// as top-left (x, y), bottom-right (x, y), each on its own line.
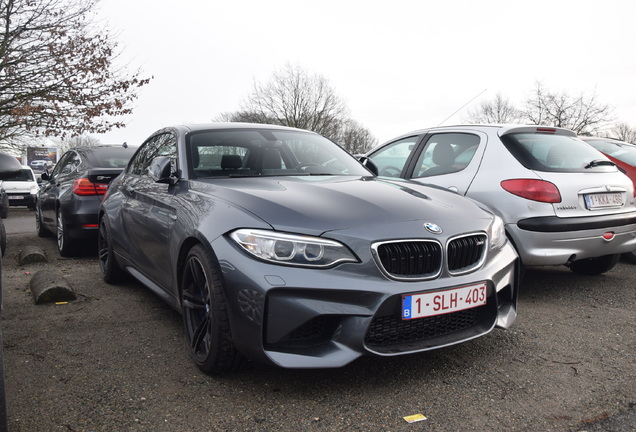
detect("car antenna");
top-left (437, 88), bottom-right (487, 127)
top-left (122, 142), bottom-right (128, 149)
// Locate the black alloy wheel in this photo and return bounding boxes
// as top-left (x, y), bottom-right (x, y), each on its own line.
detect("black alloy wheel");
top-left (35, 206), bottom-right (50, 238)
top-left (98, 216), bottom-right (124, 283)
top-left (180, 244), bottom-right (247, 374)
top-left (56, 210), bottom-right (75, 257)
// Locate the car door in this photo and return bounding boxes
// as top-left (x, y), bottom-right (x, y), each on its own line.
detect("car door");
top-left (370, 131), bottom-right (487, 194)
top-left (407, 131), bottom-right (487, 194)
top-left (38, 151), bottom-right (80, 229)
top-left (119, 132), bottom-right (178, 291)
top-left (368, 136), bottom-right (422, 178)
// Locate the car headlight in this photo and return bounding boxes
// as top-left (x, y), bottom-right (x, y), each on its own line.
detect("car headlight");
top-left (488, 215), bottom-right (507, 250)
top-left (230, 229), bottom-right (359, 268)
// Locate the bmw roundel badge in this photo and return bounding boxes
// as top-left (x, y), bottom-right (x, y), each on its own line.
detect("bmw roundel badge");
top-left (424, 222), bottom-right (442, 234)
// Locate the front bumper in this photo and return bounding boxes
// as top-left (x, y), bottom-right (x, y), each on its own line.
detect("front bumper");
top-left (7, 193), bottom-right (36, 208)
top-left (213, 238), bottom-right (519, 369)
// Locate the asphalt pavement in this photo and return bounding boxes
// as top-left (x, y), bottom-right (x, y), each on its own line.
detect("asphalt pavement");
top-left (1, 208), bottom-right (634, 432)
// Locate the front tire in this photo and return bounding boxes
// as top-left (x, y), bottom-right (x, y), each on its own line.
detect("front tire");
top-left (180, 244), bottom-right (247, 374)
top-left (568, 254), bottom-right (620, 275)
top-left (56, 210), bottom-right (75, 257)
top-left (98, 216), bottom-right (124, 284)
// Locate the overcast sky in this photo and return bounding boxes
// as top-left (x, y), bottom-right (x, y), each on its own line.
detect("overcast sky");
top-left (92, 0), bottom-right (636, 147)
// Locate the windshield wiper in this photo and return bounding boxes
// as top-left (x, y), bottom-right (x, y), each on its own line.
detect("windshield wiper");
top-left (584, 159), bottom-right (616, 169)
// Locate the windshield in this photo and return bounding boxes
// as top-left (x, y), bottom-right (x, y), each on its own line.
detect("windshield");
top-left (3, 169), bottom-right (34, 182)
top-left (187, 128), bottom-right (371, 178)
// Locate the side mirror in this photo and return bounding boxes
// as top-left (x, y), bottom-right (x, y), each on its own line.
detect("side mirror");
top-left (40, 172), bottom-right (50, 181)
top-left (148, 156), bottom-right (175, 184)
top-left (357, 156), bottom-right (378, 176)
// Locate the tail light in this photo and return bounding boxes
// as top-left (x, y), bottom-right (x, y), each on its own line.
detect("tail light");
top-left (500, 179), bottom-right (561, 203)
top-left (72, 178), bottom-right (109, 196)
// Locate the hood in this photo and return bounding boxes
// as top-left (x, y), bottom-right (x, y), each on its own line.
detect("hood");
top-left (192, 176), bottom-right (491, 235)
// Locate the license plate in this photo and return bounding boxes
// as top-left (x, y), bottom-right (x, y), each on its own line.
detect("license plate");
top-left (8, 195), bottom-right (23, 200)
top-left (402, 282), bottom-right (487, 320)
top-left (584, 192), bottom-right (624, 209)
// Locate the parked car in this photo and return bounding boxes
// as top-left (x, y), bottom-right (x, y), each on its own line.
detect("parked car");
top-left (0, 152), bottom-right (23, 432)
top-left (98, 123), bottom-right (519, 374)
top-left (579, 136), bottom-right (636, 263)
top-left (579, 136), bottom-right (636, 185)
top-left (35, 145), bottom-right (136, 257)
top-left (0, 166), bottom-right (38, 210)
top-left (29, 159), bottom-right (51, 171)
top-left (363, 125), bottom-right (636, 275)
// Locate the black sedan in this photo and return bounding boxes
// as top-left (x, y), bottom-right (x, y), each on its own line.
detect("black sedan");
top-left (98, 123), bottom-right (519, 374)
top-left (36, 145), bottom-right (136, 256)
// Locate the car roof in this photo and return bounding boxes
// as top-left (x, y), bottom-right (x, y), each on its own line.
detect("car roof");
top-left (166, 123), bottom-right (320, 135)
top-left (376, 124), bottom-right (576, 149)
top-left (386, 124), bottom-right (576, 141)
top-left (579, 136), bottom-right (636, 145)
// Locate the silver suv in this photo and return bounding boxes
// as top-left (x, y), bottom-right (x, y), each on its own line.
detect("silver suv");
top-left (365, 125), bottom-right (636, 275)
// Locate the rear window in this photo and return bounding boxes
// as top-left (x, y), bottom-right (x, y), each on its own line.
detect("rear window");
top-left (86, 148), bottom-right (135, 168)
top-left (500, 133), bottom-right (616, 173)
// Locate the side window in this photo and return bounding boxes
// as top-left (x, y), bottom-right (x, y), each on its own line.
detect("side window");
top-left (128, 133), bottom-right (177, 176)
top-left (369, 137), bottom-right (420, 177)
top-left (414, 133), bottom-right (480, 178)
top-left (51, 151), bottom-right (80, 178)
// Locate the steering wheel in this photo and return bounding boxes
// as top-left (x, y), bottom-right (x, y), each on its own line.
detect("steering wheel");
top-left (296, 162), bottom-right (319, 172)
top-left (379, 165), bottom-right (402, 177)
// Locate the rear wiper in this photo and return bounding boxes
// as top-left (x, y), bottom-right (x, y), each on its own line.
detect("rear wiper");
top-left (584, 159), bottom-right (616, 169)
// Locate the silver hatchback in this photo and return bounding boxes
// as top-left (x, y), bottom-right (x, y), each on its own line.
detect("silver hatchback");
top-left (365, 125), bottom-right (636, 275)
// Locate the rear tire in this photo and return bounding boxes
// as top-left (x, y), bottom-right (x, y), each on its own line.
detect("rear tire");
top-left (622, 249), bottom-right (636, 264)
top-left (180, 244), bottom-right (248, 374)
top-left (35, 206), bottom-right (51, 238)
top-left (56, 210), bottom-right (76, 257)
top-left (98, 216), bottom-right (124, 283)
top-left (568, 254), bottom-right (620, 275)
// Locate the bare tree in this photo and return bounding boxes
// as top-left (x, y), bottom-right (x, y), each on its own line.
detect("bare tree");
top-left (245, 63), bottom-right (347, 136)
top-left (217, 64), bottom-right (377, 152)
top-left (337, 119), bottom-right (377, 154)
top-left (464, 93), bottom-right (523, 124)
top-left (524, 82), bottom-right (613, 134)
top-left (0, 0), bottom-right (151, 147)
top-left (215, 110), bottom-right (277, 124)
top-left (603, 122), bottom-right (636, 144)
top-left (61, 134), bottom-right (102, 149)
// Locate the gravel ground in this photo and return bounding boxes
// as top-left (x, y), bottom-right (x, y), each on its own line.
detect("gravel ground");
top-left (1, 209), bottom-right (635, 432)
